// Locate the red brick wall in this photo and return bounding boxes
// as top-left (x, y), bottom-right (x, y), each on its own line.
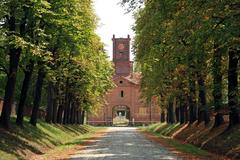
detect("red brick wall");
top-left (0, 99), bottom-right (45, 118)
top-left (88, 76), bottom-right (161, 125)
top-left (112, 36), bottom-right (131, 76)
top-left (0, 99), bottom-right (17, 115)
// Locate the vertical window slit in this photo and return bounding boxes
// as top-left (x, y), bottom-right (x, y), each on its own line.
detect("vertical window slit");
top-left (121, 90), bottom-right (124, 97)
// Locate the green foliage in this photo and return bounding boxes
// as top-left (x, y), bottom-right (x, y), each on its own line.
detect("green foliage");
top-left (131, 0), bottom-right (240, 112)
top-left (0, 0), bottom-right (114, 123)
top-left (42, 0), bottom-right (114, 112)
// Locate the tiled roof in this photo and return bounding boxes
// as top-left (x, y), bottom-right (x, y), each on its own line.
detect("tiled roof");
top-left (113, 72), bottom-right (141, 85)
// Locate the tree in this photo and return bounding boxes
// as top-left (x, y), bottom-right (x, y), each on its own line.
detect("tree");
top-left (128, 0), bottom-right (239, 129)
top-left (0, 0), bottom-right (50, 128)
top-left (1, 0), bottom-right (114, 128)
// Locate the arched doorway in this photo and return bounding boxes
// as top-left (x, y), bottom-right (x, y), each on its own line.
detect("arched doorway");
top-left (112, 105), bottom-right (130, 126)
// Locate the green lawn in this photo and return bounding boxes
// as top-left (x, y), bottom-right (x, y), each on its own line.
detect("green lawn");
top-left (167, 138), bottom-right (209, 156)
top-left (0, 117), bottom-right (98, 160)
top-left (142, 123), bottom-right (209, 157)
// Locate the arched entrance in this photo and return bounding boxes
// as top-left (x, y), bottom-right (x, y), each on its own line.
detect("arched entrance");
top-left (112, 105), bottom-right (130, 126)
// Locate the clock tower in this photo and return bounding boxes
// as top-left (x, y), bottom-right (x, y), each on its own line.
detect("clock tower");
top-left (88, 35), bottom-right (161, 126)
top-left (112, 34), bottom-right (132, 76)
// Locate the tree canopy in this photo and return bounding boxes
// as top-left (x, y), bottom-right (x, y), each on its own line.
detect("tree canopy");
top-left (129, 0), bottom-right (239, 128)
top-left (0, 0), bottom-right (114, 128)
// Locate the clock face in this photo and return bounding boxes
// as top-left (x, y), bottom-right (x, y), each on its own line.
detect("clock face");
top-left (117, 43), bottom-right (125, 50)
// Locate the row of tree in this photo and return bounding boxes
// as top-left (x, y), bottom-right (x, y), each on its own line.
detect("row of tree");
top-left (127, 0), bottom-right (239, 129)
top-left (0, 0), bottom-right (114, 129)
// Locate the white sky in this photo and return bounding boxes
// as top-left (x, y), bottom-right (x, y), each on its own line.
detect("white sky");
top-left (93, 0), bottom-right (135, 60)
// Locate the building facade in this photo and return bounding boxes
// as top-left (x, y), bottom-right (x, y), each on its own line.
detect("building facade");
top-left (87, 35), bottom-right (160, 125)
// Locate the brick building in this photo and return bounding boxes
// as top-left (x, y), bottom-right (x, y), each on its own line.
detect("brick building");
top-left (87, 35), bottom-right (161, 126)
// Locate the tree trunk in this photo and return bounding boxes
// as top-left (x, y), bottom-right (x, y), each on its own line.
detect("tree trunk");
top-left (74, 109), bottom-right (79, 124)
top-left (160, 111), bottom-right (165, 123)
top-left (213, 45), bottom-right (224, 127)
top-left (29, 66), bottom-right (45, 126)
top-left (0, 14), bottom-right (20, 129)
top-left (188, 54), bottom-right (197, 124)
top-left (228, 49), bottom-right (239, 129)
top-left (0, 3), bottom-right (28, 129)
top-left (70, 103), bottom-right (75, 124)
top-left (52, 96), bottom-right (58, 123)
top-left (185, 107), bottom-right (189, 122)
top-left (16, 61), bottom-right (34, 126)
top-left (74, 107), bottom-right (77, 124)
top-left (76, 110), bottom-right (80, 124)
top-left (63, 105), bottom-right (69, 124)
top-left (73, 106), bottom-right (77, 124)
top-left (52, 85), bottom-right (58, 123)
top-left (197, 72), bottom-right (210, 125)
top-left (175, 107), bottom-right (180, 122)
top-left (57, 104), bottom-right (63, 124)
top-left (67, 98), bottom-right (72, 124)
top-left (179, 102), bottom-right (185, 124)
top-left (45, 82), bottom-right (54, 123)
top-left (77, 108), bottom-right (82, 124)
top-left (0, 48), bottom-right (21, 129)
top-left (189, 77), bottom-right (197, 123)
top-left (168, 99), bottom-right (175, 124)
top-left (63, 80), bottom-right (70, 124)
top-left (81, 110), bottom-right (85, 125)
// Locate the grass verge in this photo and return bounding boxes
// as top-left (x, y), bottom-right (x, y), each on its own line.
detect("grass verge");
top-left (141, 123), bottom-right (209, 157)
top-left (167, 138), bottom-right (209, 156)
top-left (0, 117), bottom-right (99, 160)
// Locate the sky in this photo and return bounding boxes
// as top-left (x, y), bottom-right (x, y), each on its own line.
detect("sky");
top-left (93, 0), bottom-right (135, 60)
